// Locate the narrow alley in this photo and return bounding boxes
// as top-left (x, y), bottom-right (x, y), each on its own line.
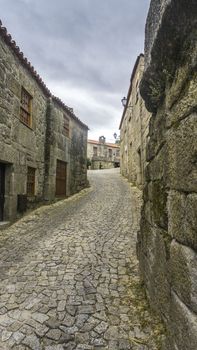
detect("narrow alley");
top-left (0, 169), bottom-right (164, 350)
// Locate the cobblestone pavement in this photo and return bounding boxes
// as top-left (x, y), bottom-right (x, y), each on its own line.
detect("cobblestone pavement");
top-left (0, 169), bottom-right (164, 350)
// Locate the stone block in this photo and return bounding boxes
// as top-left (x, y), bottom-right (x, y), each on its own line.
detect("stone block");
top-left (149, 144), bottom-right (167, 181)
top-left (0, 65), bottom-right (5, 82)
top-left (152, 179), bottom-right (168, 229)
top-left (144, 200), bottom-right (153, 225)
top-left (168, 191), bottom-right (197, 250)
top-left (138, 221), bottom-right (171, 316)
top-left (142, 182), bottom-right (149, 202)
top-left (144, 162), bottom-right (151, 182)
top-left (166, 71), bottom-right (197, 128)
top-left (161, 335), bottom-right (177, 350)
top-left (146, 114), bottom-right (166, 162)
top-left (141, 0), bottom-right (197, 113)
top-left (170, 240), bottom-right (197, 314)
top-left (12, 98), bottom-right (20, 117)
top-left (168, 291), bottom-right (197, 350)
top-left (166, 113), bottom-right (197, 192)
top-left (6, 75), bottom-right (21, 98)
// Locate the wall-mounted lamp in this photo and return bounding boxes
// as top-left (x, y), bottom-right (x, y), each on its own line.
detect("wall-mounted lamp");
top-left (121, 96), bottom-right (127, 107)
top-left (121, 97), bottom-right (133, 109)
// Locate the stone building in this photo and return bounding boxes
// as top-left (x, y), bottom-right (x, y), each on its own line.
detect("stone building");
top-left (0, 21), bottom-right (88, 223)
top-left (44, 96), bottom-right (88, 201)
top-left (87, 136), bottom-right (120, 169)
top-left (137, 1), bottom-right (197, 349)
top-left (119, 54), bottom-right (151, 188)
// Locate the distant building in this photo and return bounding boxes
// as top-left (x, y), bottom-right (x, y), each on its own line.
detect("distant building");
top-left (87, 136), bottom-right (120, 170)
top-left (0, 21), bottom-right (88, 222)
top-left (119, 54), bottom-right (151, 188)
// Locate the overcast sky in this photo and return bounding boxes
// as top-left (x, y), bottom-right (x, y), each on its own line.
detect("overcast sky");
top-left (1, 0), bottom-right (150, 142)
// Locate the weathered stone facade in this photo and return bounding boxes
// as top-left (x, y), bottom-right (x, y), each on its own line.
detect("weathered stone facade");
top-left (0, 21), bottom-right (88, 222)
top-left (87, 136), bottom-right (120, 170)
top-left (119, 55), bottom-right (151, 189)
top-left (137, 1), bottom-right (197, 349)
top-left (44, 97), bottom-right (88, 201)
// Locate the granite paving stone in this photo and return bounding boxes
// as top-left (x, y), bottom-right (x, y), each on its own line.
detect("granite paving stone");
top-left (0, 169), bottom-right (164, 349)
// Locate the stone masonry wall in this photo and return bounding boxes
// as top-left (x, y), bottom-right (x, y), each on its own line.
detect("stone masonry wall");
top-left (44, 99), bottom-right (88, 200)
top-left (120, 55), bottom-right (151, 188)
top-left (70, 122), bottom-right (88, 194)
top-left (0, 33), bottom-right (48, 220)
top-left (137, 1), bottom-right (197, 349)
top-left (0, 24), bottom-right (88, 221)
top-left (87, 140), bottom-right (120, 170)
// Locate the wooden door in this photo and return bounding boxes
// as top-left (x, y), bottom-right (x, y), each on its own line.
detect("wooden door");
top-left (56, 160), bottom-right (67, 196)
top-left (0, 164), bottom-right (5, 221)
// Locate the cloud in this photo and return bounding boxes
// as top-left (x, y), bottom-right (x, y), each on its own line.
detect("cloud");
top-left (1, 0), bottom-right (150, 141)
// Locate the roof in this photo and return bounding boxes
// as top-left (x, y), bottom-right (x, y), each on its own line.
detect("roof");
top-left (119, 53), bottom-right (144, 130)
top-left (88, 139), bottom-right (120, 148)
top-left (0, 20), bottom-right (88, 130)
top-left (52, 96), bottom-right (88, 130)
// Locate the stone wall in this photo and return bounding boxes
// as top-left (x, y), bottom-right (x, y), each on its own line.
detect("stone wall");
top-left (0, 32), bottom-right (48, 220)
top-left (137, 1), bottom-right (197, 349)
top-left (90, 159), bottom-right (115, 170)
top-left (120, 55), bottom-right (151, 188)
top-left (69, 118), bottom-right (88, 194)
top-left (87, 139), bottom-right (120, 170)
top-left (0, 23), bottom-right (88, 222)
top-left (44, 99), bottom-right (88, 200)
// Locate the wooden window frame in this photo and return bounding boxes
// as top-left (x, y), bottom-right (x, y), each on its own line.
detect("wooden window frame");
top-left (27, 167), bottom-right (35, 196)
top-left (63, 114), bottom-right (70, 137)
top-left (20, 87), bottom-right (32, 128)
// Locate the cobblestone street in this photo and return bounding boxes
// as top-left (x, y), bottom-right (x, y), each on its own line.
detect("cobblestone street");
top-left (0, 169), bottom-right (164, 350)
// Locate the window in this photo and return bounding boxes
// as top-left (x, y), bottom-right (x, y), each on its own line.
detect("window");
top-left (93, 147), bottom-right (98, 156)
top-left (108, 149), bottom-right (112, 158)
top-left (27, 167), bottom-right (35, 196)
top-left (20, 87), bottom-right (32, 127)
top-left (63, 115), bottom-right (69, 137)
top-left (116, 149), bottom-right (120, 157)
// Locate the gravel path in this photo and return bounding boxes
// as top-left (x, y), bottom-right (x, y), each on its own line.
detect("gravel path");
top-left (0, 169), bottom-right (164, 349)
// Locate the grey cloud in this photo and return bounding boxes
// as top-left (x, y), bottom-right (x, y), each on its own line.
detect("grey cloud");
top-left (1, 0), bottom-right (150, 139)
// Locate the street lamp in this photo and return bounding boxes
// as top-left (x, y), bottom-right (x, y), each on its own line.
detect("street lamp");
top-left (121, 96), bottom-right (127, 107)
top-left (121, 97), bottom-right (133, 109)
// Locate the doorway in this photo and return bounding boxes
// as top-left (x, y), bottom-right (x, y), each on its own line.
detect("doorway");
top-left (0, 164), bottom-right (5, 221)
top-left (56, 160), bottom-right (67, 196)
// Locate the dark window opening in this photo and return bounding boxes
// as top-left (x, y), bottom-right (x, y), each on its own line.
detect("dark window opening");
top-left (93, 147), bottom-right (98, 156)
top-left (20, 87), bottom-right (32, 127)
top-left (63, 115), bottom-right (69, 137)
